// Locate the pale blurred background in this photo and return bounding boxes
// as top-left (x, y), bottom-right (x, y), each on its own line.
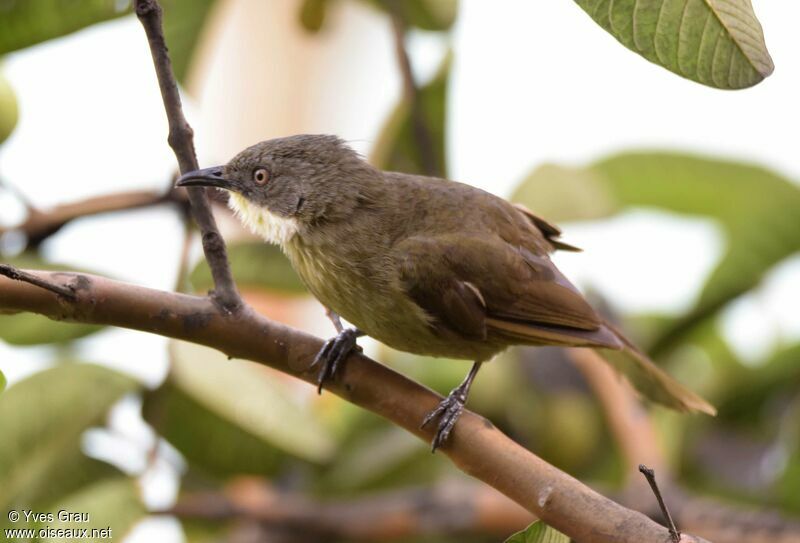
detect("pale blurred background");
top-left (1, 1), bottom-right (799, 541)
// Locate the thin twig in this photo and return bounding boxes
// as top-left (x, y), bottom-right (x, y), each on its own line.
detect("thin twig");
top-left (0, 189), bottom-right (182, 249)
top-left (134, 0), bottom-right (241, 312)
top-left (640, 464), bottom-right (681, 543)
top-left (0, 269), bottom-right (711, 543)
top-left (388, 4), bottom-right (439, 177)
top-left (0, 264), bottom-right (75, 299)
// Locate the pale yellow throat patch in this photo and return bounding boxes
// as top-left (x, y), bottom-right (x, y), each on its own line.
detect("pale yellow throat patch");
top-left (228, 192), bottom-right (299, 247)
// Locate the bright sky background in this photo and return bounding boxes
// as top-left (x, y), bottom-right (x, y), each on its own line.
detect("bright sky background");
top-left (0, 1), bottom-right (798, 541)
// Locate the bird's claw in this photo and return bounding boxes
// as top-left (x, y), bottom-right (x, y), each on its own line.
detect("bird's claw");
top-left (311, 328), bottom-right (362, 394)
top-left (421, 388), bottom-right (467, 452)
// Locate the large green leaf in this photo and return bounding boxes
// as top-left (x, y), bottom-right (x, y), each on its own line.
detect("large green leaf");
top-left (505, 520), bottom-right (570, 543)
top-left (574, 0), bottom-right (773, 89)
top-left (0, 69), bottom-right (19, 144)
top-left (370, 53), bottom-right (451, 177)
top-left (0, 255), bottom-right (104, 345)
top-left (0, 0), bottom-right (131, 54)
top-left (143, 341), bottom-right (334, 478)
top-left (190, 241), bottom-right (305, 295)
top-left (0, 363), bottom-right (138, 511)
top-left (512, 152), bottom-right (800, 354)
top-left (38, 478), bottom-right (144, 543)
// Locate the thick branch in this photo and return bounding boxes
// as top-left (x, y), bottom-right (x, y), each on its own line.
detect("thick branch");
top-left (0, 269), bottom-right (709, 543)
top-left (134, 0), bottom-right (240, 311)
top-left (388, 5), bottom-right (439, 177)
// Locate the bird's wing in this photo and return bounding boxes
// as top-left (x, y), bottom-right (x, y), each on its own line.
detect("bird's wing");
top-left (512, 203), bottom-right (581, 252)
top-left (394, 234), bottom-right (715, 415)
top-left (394, 234), bottom-right (619, 348)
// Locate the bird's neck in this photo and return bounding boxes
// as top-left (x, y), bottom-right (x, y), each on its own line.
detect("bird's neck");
top-left (227, 192), bottom-right (300, 247)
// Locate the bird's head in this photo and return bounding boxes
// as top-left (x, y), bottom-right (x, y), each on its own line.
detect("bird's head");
top-left (176, 134), bottom-right (379, 245)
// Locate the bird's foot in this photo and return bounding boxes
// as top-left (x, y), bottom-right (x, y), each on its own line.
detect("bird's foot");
top-left (311, 327), bottom-right (363, 394)
top-left (420, 385), bottom-right (468, 452)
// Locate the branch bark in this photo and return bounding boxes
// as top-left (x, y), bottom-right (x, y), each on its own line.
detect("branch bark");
top-left (0, 268), bottom-right (709, 543)
top-left (134, 0), bottom-right (240, 311)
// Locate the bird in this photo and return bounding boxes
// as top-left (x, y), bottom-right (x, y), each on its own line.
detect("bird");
top-left (177, 134), bottom-right (715, 451)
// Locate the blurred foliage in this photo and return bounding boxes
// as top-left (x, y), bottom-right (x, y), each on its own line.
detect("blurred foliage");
top-left (0, 253), bottom-right (104, 344)
top-left (0, 69), bottom-right (18, 144)
top-left (143, 341), bottom-right (333, 479)
top-left (0, 364), bottom-right (139, 519)
top-left (370, 53), bottom-right (450, 177)
top-left (300, 0), bottom-right (459, 33)
top-left (0, 0), bottom-right (131, 54)
top-left (190, 241), bottom-right (305, 295)
top-left (505, 520), bottom-right (570, 543)
top-left (574, 0), bottom-right (773, 89)
top-left (0, 0), bottom-right (214, 85)
top-left (513, 153), bottom-right (800, 355)
top-left (39, 478), bottom-right (145, 543)
top-left (299, 0), bottom-right (329, 32)
top-left (368, 0), bottom-right (459, 31)
top-left (0, 368), bottom-right (5, 393)
top-left (161, 0), bottom-right (217, 84)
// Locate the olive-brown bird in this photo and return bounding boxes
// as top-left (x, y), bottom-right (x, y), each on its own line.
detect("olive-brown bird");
top-left (177, 134), bottom-right (715, 450)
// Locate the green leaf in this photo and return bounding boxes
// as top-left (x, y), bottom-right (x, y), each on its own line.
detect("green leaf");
top-left (190, 241), bottom-right (305, 295)
top-left (38, 478), bottom-right (144, 543)
top-left (505, 520), bottom-right (570, 543)
top-left (574, 0), bottom-right (773, 89)
top-left (0, 364), bottom-right (139, 511)
top-left (299, 0), bottom-right (328, 32)
top-left (512, 152), bottom-right (800, 353)
top-left (0, 254), bottom-right (104, 345)
top-left (367, 0), bottom-right (458, 31)
top-left (144, 341), bottom-right (334, 478)
top-left (0, 69), bottom-right (19, 145)
top-left (161, 0), bottom-right (218, 84)
top-left (0, 369), bottom-right (5, 393)
top-left (0, 0), bottom-right (131, 55)
top-left (370, 52), bottom-right (451, 177)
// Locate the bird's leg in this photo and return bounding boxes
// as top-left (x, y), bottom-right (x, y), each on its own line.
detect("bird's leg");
top-left (421, 361), bottom-right (483, 452)
top-left (311, 309), bottom-right (364, 394)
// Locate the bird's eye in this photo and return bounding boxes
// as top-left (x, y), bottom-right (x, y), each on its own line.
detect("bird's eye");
top-left (253, 168), bottom-right (269, 185)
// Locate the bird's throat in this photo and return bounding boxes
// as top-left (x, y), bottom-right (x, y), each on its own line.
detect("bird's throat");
top-left (228, 192), bottom-right (299, 247)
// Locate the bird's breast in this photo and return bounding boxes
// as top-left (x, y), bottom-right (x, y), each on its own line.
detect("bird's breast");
top-left (228, 192), bottom-right (299, 246)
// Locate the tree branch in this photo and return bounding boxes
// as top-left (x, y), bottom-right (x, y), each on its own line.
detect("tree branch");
top-left (0, 268), bottom-right (710, 543)
top-left (134, 0), bottom-right (240, 312)
top-left (0, 189), bottom-right (183, 249)
top-left (167, 478), bottom-right (534, 540)
top-left (388, 4), bottom-right (439, 177)
top-left (166, 477), bottom-right (800, 543)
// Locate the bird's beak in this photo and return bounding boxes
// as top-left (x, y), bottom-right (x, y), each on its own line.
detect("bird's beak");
top-left (175, 166), bottom-right (233, 190)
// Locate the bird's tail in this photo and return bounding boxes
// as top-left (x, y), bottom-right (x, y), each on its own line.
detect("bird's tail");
top-left (597, 322), bottom-right (716, 416)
